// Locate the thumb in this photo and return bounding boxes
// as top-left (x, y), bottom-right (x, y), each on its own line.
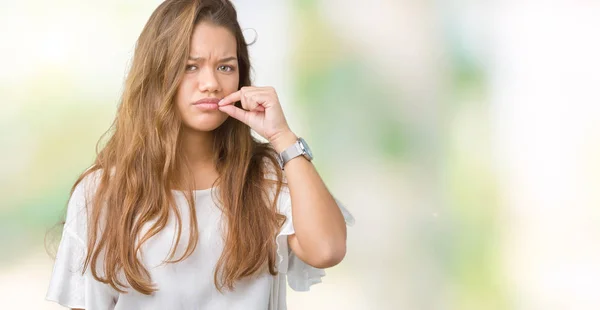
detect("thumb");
top-left (218, 104), bottom-right (249, 125)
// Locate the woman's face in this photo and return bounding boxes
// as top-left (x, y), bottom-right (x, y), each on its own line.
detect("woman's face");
top-left (176, 22), bottom-right (239, 132)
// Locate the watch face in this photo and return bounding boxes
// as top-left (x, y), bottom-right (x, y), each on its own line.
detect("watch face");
top-left (298, 137), bottom-right (313, 160)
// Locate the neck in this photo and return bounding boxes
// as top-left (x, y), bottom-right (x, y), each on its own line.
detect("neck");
top-left (179, 127), bottom-right (216, 169)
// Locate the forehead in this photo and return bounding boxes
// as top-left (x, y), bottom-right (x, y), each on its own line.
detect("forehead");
top-left (189, 22), bottom-right (237, 58)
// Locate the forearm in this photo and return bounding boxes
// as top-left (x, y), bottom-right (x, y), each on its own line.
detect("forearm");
top-left (271, 131), bottom-right (348, 266)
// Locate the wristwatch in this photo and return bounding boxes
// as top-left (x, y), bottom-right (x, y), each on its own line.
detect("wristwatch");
top-left (278, 137), bottom-right (313, 169)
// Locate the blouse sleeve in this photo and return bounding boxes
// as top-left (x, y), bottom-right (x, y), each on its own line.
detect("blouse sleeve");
top-left (275, 186), bottom-right (355, 291)
top-left (46, 175), bottom-right (90, 308)
top-left (46, 229), bottom-right (87, 308)
top-left (46, 170), bottom-right (117, 309)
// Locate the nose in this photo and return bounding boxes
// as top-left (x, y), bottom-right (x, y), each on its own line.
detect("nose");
top-left (197, 68), bottom-right (221, 93)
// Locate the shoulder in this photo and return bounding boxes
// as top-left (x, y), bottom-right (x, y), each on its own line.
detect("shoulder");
top-left (69, 167), bottom-right (105, 210)
top-left (63, 167), bottom-right (105, 244)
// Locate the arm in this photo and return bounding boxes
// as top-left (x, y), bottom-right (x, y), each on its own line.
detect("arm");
top-left (271, 131), bottom-right (348, 269)
top-left (217, 87), bottom-right (349, 268)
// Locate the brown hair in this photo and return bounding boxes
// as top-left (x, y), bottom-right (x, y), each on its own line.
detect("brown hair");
top-left (65, 0), bottom-right (285, 294)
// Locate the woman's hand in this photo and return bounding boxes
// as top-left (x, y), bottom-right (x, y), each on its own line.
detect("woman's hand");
top-left (220, 88), bottom-right (348, 269)
top-left (218, 86), bottom-right (297, 152)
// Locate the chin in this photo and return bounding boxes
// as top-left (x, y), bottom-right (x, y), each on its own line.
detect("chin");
top-left (183, 115), bottom-right (228, 132)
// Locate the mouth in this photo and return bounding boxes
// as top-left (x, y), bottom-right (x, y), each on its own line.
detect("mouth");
top-left (192, 98), bottom-right (221, 110)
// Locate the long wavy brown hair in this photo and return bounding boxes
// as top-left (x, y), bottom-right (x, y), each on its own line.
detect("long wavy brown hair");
top-left (61, 0), bottom-right (286, 294)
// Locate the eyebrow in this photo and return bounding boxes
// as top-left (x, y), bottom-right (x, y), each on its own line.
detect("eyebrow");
top-left (188, 56), bottom-right (237, 62)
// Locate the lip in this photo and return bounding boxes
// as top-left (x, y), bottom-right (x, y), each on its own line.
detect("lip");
top-left (192, 98), bottom-right (221, 110)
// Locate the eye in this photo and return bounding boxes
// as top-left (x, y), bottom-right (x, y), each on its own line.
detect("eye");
top-left (218, 65), bottom-right (235, 72)
top-left (185, 64), bottom-right (198, 72)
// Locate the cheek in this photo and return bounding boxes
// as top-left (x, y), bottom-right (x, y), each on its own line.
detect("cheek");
top-left (224, 75), bottom-right (240, 94)
top-left (177, 79), bottom-right (192, 96)
top-left (176, 80), bottom-right (192, 107)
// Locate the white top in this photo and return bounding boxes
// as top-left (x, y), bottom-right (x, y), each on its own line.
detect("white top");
top-left (46, 170), bottom-right (354, 310)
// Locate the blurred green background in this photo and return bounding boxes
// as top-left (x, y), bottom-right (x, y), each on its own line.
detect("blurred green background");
top-left (2, 1), bottom-right (600, 309)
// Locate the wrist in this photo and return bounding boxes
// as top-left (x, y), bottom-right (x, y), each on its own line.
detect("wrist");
top-left (270, 130), bottom-right (298, 153)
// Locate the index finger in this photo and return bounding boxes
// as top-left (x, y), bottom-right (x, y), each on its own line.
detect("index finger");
top-left (218, 90), bottom-right (241, 106)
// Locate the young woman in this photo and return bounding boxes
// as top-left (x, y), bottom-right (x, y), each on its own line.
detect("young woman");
top-left (46, 0), bottom-right (354, 309)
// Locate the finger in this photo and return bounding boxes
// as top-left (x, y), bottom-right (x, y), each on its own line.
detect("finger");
top-left (218, 104), bottom-right (250, 124)
top-left (245, 88), bottom-right (278, 109)
top-left (218, 90), bottom-right (242, 106)
top-left (242, 92), bottom-right (269, 112)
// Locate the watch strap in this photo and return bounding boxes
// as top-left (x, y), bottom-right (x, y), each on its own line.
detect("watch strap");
top-left (279, 140), bottom-right (303, 169)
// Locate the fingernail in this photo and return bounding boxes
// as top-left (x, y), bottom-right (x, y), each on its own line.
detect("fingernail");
top-left (218, 99), bottom-right (224, 106)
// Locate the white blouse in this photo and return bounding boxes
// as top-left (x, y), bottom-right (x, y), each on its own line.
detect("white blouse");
top-left (46, 170), bottom-right (354, 310)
